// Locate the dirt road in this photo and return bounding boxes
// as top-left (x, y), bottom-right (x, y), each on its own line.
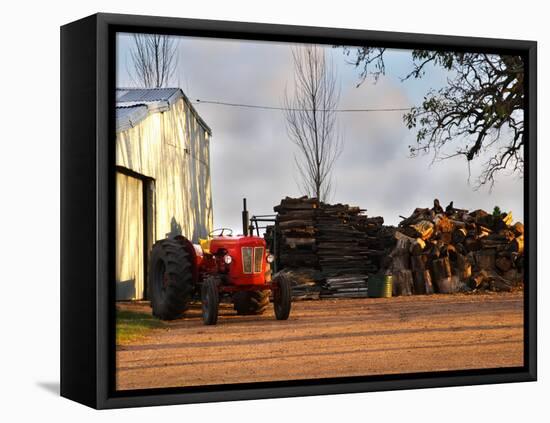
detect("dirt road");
top-left (116, 292), bottom-right (524, 390)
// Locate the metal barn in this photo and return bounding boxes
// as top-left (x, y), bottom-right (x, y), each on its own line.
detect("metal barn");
top-left (115, 88), bottom-right (213, 300)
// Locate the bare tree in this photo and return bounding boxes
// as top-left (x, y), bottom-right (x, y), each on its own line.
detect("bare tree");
top-left (284, 46), bottom-right (343, 202)
top-left (129, 34), bottom-right (178, 88)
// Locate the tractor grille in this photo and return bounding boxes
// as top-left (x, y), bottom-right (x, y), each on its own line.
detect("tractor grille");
top-left (241, 247), bottom-right (253, 273)
top-left (241, 247), bottom-right (264, 274)
top-left (254, 247), bottom-right (264, 273)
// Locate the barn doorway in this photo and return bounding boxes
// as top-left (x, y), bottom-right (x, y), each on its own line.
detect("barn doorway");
top-left (116, 168), bottom-right (155, 300)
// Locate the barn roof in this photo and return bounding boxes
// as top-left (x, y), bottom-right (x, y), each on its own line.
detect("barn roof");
top-left (115, 88), bottom-right (212, 135)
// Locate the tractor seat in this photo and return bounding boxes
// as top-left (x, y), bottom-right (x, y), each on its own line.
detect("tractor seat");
top-left (199, 238), bottom-right (211, 255)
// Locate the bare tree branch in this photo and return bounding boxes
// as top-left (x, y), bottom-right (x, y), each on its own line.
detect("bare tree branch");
top-left (342, 47), bottom-right (524, 187)
top-left (129, 34), bottom-right (178, 88)
top-left (284, 46), bottom-right (344, 202)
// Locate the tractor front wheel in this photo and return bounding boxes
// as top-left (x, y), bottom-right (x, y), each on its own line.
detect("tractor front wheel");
top-left (273, 273), bottom-right (292, 320)
top-left (201, 276), bottom-right (220, 325)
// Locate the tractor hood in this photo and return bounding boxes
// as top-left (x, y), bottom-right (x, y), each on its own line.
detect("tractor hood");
top-left (209, 235), bottom-right (266, 254)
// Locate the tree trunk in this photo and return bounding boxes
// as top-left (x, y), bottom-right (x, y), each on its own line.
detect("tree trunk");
top-left (410, 255), bottom-right (427, 294)
top-left (455, 253), bottom-right (472, 282)
top-left (423, 270), bottom-right (434, 294)
top-left (409, 238), bottom-right (426, 256)
top-left (431, 256), bottom-right (452, 293)
top-left (393, 269), bottom-right (414, 296)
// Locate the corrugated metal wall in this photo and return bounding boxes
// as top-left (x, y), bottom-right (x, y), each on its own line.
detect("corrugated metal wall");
top-left (116, 97), bottom-right (213, 300)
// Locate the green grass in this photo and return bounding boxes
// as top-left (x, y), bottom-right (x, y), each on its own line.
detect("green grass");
top-left (116, 310), bottom-right (165, 345)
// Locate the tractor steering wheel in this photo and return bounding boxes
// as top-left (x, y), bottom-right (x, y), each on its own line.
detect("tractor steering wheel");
top-left (209, 228), bottom-right (233, 237)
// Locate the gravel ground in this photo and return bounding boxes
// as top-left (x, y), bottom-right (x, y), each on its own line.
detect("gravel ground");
top-left (116, 291), bottom-right (524, 390)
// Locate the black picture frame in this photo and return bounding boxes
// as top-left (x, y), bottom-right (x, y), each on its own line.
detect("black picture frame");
top-left (61, 12), bottom-right (537, 409)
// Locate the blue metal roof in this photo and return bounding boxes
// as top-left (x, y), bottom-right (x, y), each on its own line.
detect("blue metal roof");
top-left (115, 105), bottom-right (149, 132)
top-left (115, 88), bottom-right (211, 134)
top-left (116, 88), bottom-right (180, 103)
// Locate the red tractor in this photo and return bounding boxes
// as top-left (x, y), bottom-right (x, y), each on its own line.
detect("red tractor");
top-left (148, 199), bottom-right (292, 325)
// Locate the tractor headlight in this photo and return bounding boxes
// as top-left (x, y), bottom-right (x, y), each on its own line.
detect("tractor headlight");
top-left (223, 255), bottom-right (233, 265)
top-left (266, 254), bottom-right (274, 263)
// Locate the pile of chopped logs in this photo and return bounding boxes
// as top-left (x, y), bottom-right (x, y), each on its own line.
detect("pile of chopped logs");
top-left (388, 199), bottom-right (524, 295)
top-left (266, 196), bottom-right (395, 299)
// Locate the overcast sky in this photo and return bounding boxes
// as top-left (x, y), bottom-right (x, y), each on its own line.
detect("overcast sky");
top-left (116, 34), bottom-right (524, 231)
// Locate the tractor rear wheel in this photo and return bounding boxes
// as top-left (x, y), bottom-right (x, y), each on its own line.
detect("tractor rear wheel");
top-left (149, 239), bottom-right (194, 320)
top-left (201, 276), bottom-right (220, 325)
top-left (233, 291), bottom-right (269, 315)
top-left (273, 273), bottom-right (292, 320)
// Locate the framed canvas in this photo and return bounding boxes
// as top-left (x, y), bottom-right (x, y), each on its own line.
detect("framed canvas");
top-left (60, 13), bottom-right (537, 409)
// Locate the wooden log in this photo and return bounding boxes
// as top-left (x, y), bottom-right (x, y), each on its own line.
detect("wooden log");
top-left (409, 238), bottom-right (426, 256)
top-left (449, 219), bottom-right (467, 229)
top-left (412, 270), bottom-right (426, 294)
top-left (471, 210), bottom-right (494, 228)
top-left (410, 255), bottom-right (427, 272)
top-left (470, 270), bottom-right (513, 292)
top-left (495, 254), bottom-right (513, 272)
top-left (424, 270), bottom-right (434, 294)
top-left (392, 253), bottom-right (410, 272)
top-left (501, 268), bottom-right (523, 285)
top-left (393, 269), bottom-right (414, 296)
top-left (284, 237), bottom-right (316, 247)
top-left (434, 215), bottom-right (454, 233)
top-left (455, 253), bottom-right (472, 281)
top-left (507, 235), bottom-right (524, 254)
top-left (464, 236), bottom-right (482, 251)
top-left (452, 227), bottom-right (467, 244)
top-left (427, 241), bottom-right (441, 260)
top-left (408, 220), bottom-right (435, 240)
top-left (495, 212), bottom-right (513, 229)
top-left (432, 198), bottom-right (444, 214)
top-left (431, 256), bottom-right (452, 293)
top-left (489, 229), bottom-right (516, 242)
top-left (475, 249), bottom-right (496, 271)
top-left (477, 225), bottom-right (492, 238)
top-left (410, 255), bottom-right (427, 294)
top-left (442, 243), bottom-right (457, 260)
top-left (278, 219), bottom-right (315, 229)
top-left (487, 271), bottom-right (513, 292)
top-left (394, 230), bottom-right (416, 248)
top-left (480, 239), bottom-right (508, 251)
top-left (440, 232), bottom-right (453, 244)
top-left (511, 222), bottom-right (524, 236)
top-left (471, 270), bottom-right (490, 290)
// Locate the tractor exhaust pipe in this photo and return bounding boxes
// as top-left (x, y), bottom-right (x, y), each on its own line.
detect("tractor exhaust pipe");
top-left (242, 198), bottom-right (249, 236)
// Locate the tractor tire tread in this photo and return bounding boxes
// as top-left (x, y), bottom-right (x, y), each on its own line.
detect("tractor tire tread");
top-left (149, 239), bottom-right (194, 320)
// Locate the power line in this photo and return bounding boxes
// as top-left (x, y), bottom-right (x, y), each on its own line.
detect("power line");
top-left (192, 99), bottom-right (412, 113)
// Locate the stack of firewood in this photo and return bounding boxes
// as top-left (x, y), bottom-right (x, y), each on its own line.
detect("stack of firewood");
top-left (388, 199), bottom-right (524, 295)
top-left (267, 196), bottom-right (395, 299)
top-left (315, 204), bottom-right (376, 276)
top-left (271, 197), bottom-right (319, 269)
top-left (321, 275), bottom-right (369, 298)
top-left (279, 268), bottom-right (321, 300)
